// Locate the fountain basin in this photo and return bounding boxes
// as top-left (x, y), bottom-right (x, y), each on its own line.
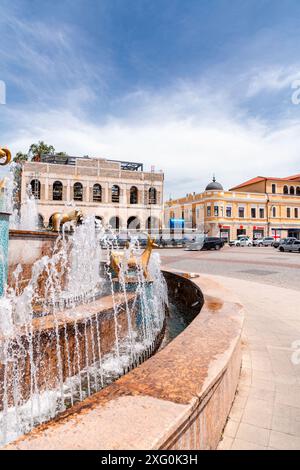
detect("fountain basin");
top-left (0, 292), bottom-right (138, 412)
top-left (3, 271), bottom-right (244, 450)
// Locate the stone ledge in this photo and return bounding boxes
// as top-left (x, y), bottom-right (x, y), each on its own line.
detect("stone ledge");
top-left (3, 271), bottom-right (244, 450)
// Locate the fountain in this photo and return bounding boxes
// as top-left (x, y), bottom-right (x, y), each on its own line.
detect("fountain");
top-left (0, 151), bottom-right (245, 451)
top-left (0, 160), bottom-right (169, 446)
top-left (0, 147), bottom-right (234, 447)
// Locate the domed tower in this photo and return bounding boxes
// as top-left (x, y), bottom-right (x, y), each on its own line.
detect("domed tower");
top-left (205, 176), bottom-right (223, 191)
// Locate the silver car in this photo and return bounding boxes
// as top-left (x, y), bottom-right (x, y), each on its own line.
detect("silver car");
top-left (229, 237), bottom-right (253, 247)
top-left (279, 240), bottom-right (300, 252)
top-left (253, 237), bottom-right (275, 247)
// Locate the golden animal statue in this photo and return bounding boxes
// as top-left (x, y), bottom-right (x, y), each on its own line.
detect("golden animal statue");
top-left (0, 148), bottom-right (12, 192)
top-left (0, 148), bottom-right (11, 166)
top-left (110, 235), bottom-right (158, 280)
top-left (49, 209), bottom-right (83, 232)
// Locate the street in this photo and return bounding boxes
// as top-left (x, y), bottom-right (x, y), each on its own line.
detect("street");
top-left (158, 246), bottom-right (300, 291)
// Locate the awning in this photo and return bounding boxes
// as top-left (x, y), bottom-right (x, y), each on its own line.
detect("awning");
top-left (272, 228), bottom-right (300, 231)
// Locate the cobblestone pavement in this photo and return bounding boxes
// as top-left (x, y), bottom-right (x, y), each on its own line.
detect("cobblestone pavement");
top-left (158, 247), bottom-right (300, 450)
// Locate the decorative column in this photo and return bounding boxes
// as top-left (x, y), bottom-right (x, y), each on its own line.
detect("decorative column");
top-left (0, 147), bottom-right (12, 296)
top-left (0, 211), bottom-right (10, 296)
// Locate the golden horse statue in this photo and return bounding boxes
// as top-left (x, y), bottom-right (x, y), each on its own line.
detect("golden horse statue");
top-left (110, 235), bottom-right (158, 280)
top-left (0, 147), bottom-right (12, 191)
top-left (49, 209), bottom-right (83, 232)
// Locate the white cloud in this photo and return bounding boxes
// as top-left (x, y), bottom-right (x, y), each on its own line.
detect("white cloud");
top-left (2, 80), bottom-right (300, 198)
top-left (0, 4), bottom-right (110, 104)
top-left (246, 66), bottom-right (300, 97)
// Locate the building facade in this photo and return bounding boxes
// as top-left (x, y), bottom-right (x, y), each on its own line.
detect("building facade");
top-left (20, 155), bottom-right (164, 231)
top-left (164, 174), bottom-right (300, 241)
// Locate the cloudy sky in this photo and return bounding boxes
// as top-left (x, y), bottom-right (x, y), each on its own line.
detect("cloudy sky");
top-left (1, 0), bottom-right (300, 197)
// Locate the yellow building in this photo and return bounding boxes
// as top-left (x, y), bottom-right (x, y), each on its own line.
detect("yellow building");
top-left (164, 174), bottom-right (300, 241)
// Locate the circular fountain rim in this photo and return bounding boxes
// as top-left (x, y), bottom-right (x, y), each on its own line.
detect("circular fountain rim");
top-left (3, 270), bottom-right (244, 450)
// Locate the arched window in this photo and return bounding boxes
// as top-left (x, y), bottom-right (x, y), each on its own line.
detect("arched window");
top-left (73, 182), bottom-right (83, 201)
top-left (297, 187), bottom-right (300, 196)
top-left (127, 216), bottom-right (140, 230)
top-left (130, 186), bottom-right (138, 204)
top-left (30, 179), bottom-right (41, 199)
top-left (146, 216), bottom-right (159, 230)
top-left (149, 187), bottom-right (157, 204)
top-left (290, 186), bottom-right (295, 195)
top-left (283, 185), bottom-right (288, 194)
top-left (93, 184), bottom-right (102, 202)
top-left (109, 216), bottom-right (120, 230)
top-left (38, 214), bottom-right (44, 228)
top-left (111, 185), bottom-right (120, 203)
top-left (52, 181), bottom-right (63, 201)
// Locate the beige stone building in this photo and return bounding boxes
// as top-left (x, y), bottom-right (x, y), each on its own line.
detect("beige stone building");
top-left (164, 174), bottom-right (300, 241)
top-left (20, 155), bottom-right (164, 231)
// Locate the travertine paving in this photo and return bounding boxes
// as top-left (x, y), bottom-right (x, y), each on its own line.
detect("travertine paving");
top-left (159, 248), bottom-right (300, 450)
top-left (206, 276), bottom-right (300, 450)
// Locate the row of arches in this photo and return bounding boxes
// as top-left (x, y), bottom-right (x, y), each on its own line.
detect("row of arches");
top-left (101, 215), bottom-right (159, 230)
top-left (30, 180), bottom-right (158, 205)
top-left (283, 185), bottom-right (300, 196)
top-left (37, 214), bottom-right (159, 231)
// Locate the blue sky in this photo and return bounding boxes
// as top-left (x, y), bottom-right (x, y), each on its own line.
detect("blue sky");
top-left (2, 0), bottom-right (300, 197)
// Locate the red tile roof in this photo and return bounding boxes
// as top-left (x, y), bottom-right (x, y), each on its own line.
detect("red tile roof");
top-left (230, 173), bottom-right (300, 190)
top-left (229, 177), bottom-right (266, 190)
top-left (282, 174), bottom-right (300, 181)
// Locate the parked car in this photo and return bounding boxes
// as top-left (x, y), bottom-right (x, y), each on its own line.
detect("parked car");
top-left (185, 236), bottom-right (224, 251)
top-left (229, 237), bottom-right (253, 247)
top-left (279, 240), bottom-right (300, 252)
top-left (157, 237), bottom-right (168, 247)
top-left (253, 237), bottom-right (275, 247)
top-left (273, 237), bottom-right (296, 249)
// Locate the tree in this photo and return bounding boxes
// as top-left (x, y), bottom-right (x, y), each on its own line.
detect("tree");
top-left (14, 142), bottom-right (67, 164)
top-left (13, 151), bottom-right (29, 163)
top-left (29, 141), bottom-right (55, 162)
top-left (56, 151), bottom-right (67, 157)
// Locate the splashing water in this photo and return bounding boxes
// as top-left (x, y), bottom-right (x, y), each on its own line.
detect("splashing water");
top-left (1, 165), bottom-right (39, 231)
top-left (19, 185), bottom-right (39, 231)
top-left (0, 217), bottom-right (167, 446)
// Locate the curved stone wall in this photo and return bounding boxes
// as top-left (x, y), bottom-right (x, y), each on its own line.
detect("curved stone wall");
top-left (4, 271), bottom-right (244, 450)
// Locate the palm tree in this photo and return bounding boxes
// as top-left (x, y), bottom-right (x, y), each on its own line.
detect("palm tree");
top-left (29, 141), bottom-right (55, 162)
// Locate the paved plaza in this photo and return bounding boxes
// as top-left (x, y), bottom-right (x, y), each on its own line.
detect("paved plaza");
top-left (159, 245), bottom-right (300, 291)
top-left (159, 246), bottom-right (300, 450)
